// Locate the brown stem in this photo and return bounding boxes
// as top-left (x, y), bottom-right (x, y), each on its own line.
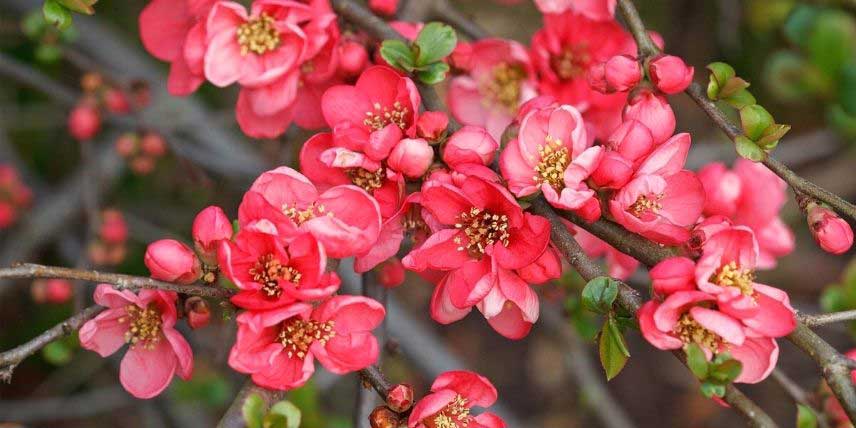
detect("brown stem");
top-left (354, 272), bottom-right (387, 427)
top-left (0, 305), bottom-right (104, 382)
top-left (359, 365), bottom-right (393, 397)
top-left (0, 263), bottom-right (236, 299)
top-left (770, 369), bottom-right (831, 428)
top-left (801, 309), bottom-right (856, 327)
top-left (431, 0), bottom-right (489, 40)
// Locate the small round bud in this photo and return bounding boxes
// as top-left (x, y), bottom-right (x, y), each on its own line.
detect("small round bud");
top-left (386, 383), bottom-right (414, 413)
top-left (31, 279), bottom-right (73, 304)
top-left (140, 132), bottom-right (167, 157)
top-left (104, 88), bottom-right (131, 114)
top-left (115, 133), bottom-right (139, 157)
top-left (184, 297), bottom-right (211, 329)
top-left (376, 258), bottom-right (405, 289)
top-left (144, 239), bottom-right (202, 284)
top-left (80, 72), bottom-right (103, 93)
top-left (68, 103), bottom-right (101, 141)
top-left (369, 406), bottom-right (400, 428)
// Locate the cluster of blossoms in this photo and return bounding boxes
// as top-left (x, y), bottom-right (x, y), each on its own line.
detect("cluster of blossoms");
top-left (114, 131), bottom-right (168, 175)
top-left (68, 72), bottom-right (140, 141)
top-left (87, 209), bottom-right (129, 266)
top-left (0, 164), bottom-right (32, 229)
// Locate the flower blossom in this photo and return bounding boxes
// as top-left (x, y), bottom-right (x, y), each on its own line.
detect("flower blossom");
top-left (409, 370), bottom-right (505, 428)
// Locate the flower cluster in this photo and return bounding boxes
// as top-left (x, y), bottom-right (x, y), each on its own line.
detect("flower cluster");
top-left (88, 209), bottom-right (129, 266)
top-left (115, 131), bottom-right (168, 175)
top-left (68, 72), bottom-right (138, 141)
top-left (0, 164), bottom-right (32, 229)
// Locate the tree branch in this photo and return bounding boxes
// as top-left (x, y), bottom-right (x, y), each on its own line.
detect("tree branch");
top-left (770, 369), bottom-right (831, 428)
top-left (0, 305), bottom-right (104, 382)
top-left (800, 309), bottom-right (856, 327)
top-left (0, 263), bottom-right (236, 299)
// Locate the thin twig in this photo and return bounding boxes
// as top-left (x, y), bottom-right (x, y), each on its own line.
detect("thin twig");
top-left (0, 386), bottom-right (132, 422)
top-left (354, 272), bottom-right (387, 427)
top-left (358, 365), bottom-right (393, 398)
top-left (0, 305), bottom-right (104, 382)
top-left (771, 369), bottom-right (831, 428)
top-left (801, 310), bottom-right (856, 327)
top-left (432, 0), bottom-right (489, 40)
top-left (0, 263), bottom-right (236, 299)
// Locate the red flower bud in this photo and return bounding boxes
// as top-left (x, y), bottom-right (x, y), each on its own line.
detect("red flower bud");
top-left (144, 239), bottom-right (202, 284)
top-left (130, 157), bottom-right (156, 175)
top-left (140, 132), bottom-right (167, 157)
top-left (808, 204), bottom-right (854, 255)
top-left (339, 40), bottom-right (369, 76)
top-left (68, 103), bottom-right (101, 141)
top-left (588, 55), bottom-right (640, 94)
top-left (377, 258), bottom-right (405, 288)
top-left (184, 296), bottom-right (211, 329)
top-left (387, 138), bottom-right (434, 178)
top-left (100, 209), bottom-right (128, 244)
top-left (31, 279), bottom-right (73, 304)
top-left (386, 383), bottom-right (414, 413)
top-left (115, 133), bottom-right (138, 157)
top-left (368, 0), bottom-right (399, 16)
top-left (416, 111), bottom-right (449, 140)
top-left (192, 206), bottom-right (233, 264)
top-left (649, 54), bottom-right (694, 95)
top-left (369, 406), bottom-right (400, 428)
top-left (104, 88), bottom-right (131, 114)
top-left (622, 89), bottom-right (675, 144)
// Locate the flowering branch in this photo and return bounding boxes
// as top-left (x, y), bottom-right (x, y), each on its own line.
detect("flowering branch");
top-left (528, 198), bottom-right (777, 427)
top-left (616, 0), bottom-right (856, 223)
top-left (0, 305), bottom-right (103, 382)
top-left (800, 309), bottom-right (856, 327)
top-left (0, 263), bottom-right (236, 299)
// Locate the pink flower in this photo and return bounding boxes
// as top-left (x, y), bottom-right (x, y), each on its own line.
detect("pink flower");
top-left (203, 1), bottom-right (309, 88)
top-left (443, 126), bottom-right (499, 168)
top-left (144, 239), bottom-right (201, 284)
top-left (622, 89), bottom-right (675, 144)
top-left (139, 0), bottom-right (215, 95)
top-left (530, 11), bottom-right (633, 139)
top-left (637, 290), bottom-right (778, 384)
top-left (649, 54), bottom-right (694, 95)
top-left (500, 104), bottom-right (603, 212)
top-left (649, 256), bottom-right (695, 296)
top-left (68, 102), bottom-right (101, 141)
top-left (608, 133), bottom-right (704, 244)
top-left (534, 0), bottom-right (616, 21)
top-left (416, 111), bottom-right (449, 141)
top-left (80, 285), bottom-right (193, 398)
top-left (387, 138), bottom-right (434, 178)
top-left (322, 65), bottom-right (421, 157)
top-left (588, 54), bottom-right (641, 93)
top-left (808, 203), bottom-right (854, 255)
top-left (241, 166), bottom-right (382, 258)
top-left (698, 160), bottom-right (795, 268)
top-left (192, 205), bottom-right (233, 263)
top-left (228, 296), bottom-right (385, 391)
top-left (219, 230), bottom-right (339, 309)
top-left (448, 38), bottom-right (537, 140)
top-left (408, 370), bottom-right (505, 428)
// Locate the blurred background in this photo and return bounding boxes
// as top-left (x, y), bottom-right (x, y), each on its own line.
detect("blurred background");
top-left (1, 0), bottom-right (856, 427)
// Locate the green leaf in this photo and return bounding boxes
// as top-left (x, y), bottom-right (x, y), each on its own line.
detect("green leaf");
top-left (379, 39), bottom-right (415, 72)
top-left (242, 393), bottom-right (266, 428)
top-left (784, 5), bottom-right (820, 48)
top-left (838, 60), bottom-right (856, 115)
top-left (599, 317), bottom-right (630, 381)
top-left (797, 404), bottom-right (818, 428)
top-left (807, 10), bottom-right (856, 79)
top-left (232, 219), bottom-right (240, 235)
top-left (756, 124), bottom-right (790, 149)
top-left (739, 105), bottom-right (775, 141)
top-left (414, 22), bottom-right (457, 66)
top-left (764, 51), bottom-right (814, 103)
top-left (700, 381), bottom-right (726, 398)
top-left (42, 341), bottom-right (73, 365)
top-left (718, 77), bottom-right (751, 99)
top-left (43, 0), bottom-right (72, 30)
top-left (416, 61), bottom-right (450, 85)
top-left (723, 89), bottom-right (757, 109)
top-left (22, 11), bottom-right (48, 38)
top-left (35, 43), bottom-right (63, 63)
top-left (709, 358), bottom-right (742, 384)
top-left (735, 136), bottom-right (767, 161)
top-left (269, 401), bottom-right (301, 428)
top-left (581, 276), bottom-right (619, 314)
top-left (262, 414), bottom-right (288, 428)
top-left (685, 343), bottom-right (709, 380)
top-left (821, 286), bottom-right (846, 313)
top-left (707, 62), bottom-right (736, 87)
top-left (57, 0), bottom-right (96, 14)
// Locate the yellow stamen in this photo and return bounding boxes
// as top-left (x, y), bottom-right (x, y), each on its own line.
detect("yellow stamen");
top-left (277, 318), bottom-right (336, 359)
top-left (236, 14), bottom-right (280, 56)
top-left (454, 207), bottom-right (510, 256)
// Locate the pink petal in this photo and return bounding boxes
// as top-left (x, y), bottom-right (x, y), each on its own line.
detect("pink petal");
top-left (119, 340), bottom-right (178, 399)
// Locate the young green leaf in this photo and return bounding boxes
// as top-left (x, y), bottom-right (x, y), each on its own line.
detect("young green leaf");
top-left (685, 343), bottom-right (708, 380)
top-left (581, 276), bottom-right (619, 314)
top-left (414, 22), bottom-right (457, 66)
top-left (735, 136), bottom-right (767, 162)
top-left (262, 414), bottom-right (288, 428)
top-left (43, 0), bottom-right (72, 30)
top-left (242, 393), bottom-right (266, 428)
top-left (739, 105), bottom-right (774, 141)
top-left (599, 317), bottom-right (630, 381)
top-left (709, 359), bottom-right (742, 384)
top-left (269, 401), bottom-right (301, 428)
top-left (416, 61), bottom-right (450, 85)
top-left (797, 404), bottom-right (819, 428)
top-left (699, 381), bottom-right (726, 398)
top-left (57, 0), bottom-right (96, 14)
top-left (723, 88), bottom-right (756, 109)
top-left (379, 39), bottom-right (416, 72)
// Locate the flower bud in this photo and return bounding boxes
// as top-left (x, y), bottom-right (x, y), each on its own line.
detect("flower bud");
top-left (369, 406), bottom-right (400, 428)
top-left (368, 0), bottom-right (399, 16)
top-left (339, 40), bottom-right (369, 76)
top-left (588, 55), bottom-right (641, 93)
top-left (140, 132), bottom-right (167, 157)
top-left (68, 103), bottom-right (101, 141)
top-left (387, 138), bottom-right (434, 178)
top-left (376, 258), bottom-right (405, 288)
top-left (649, 54), bottom-right (694, 95)
top-left (606, 120), bottom-right (654, 163)
top-left (80, 72), bottom-right (103, 93)
top-left (450, 42), bottom-right (473, 71)
top-left (573, 197), bottom-right (602, 223)
top-left (104, 88), bottom-right (131, 114)
top-left (193, 206), bottom-right (233, 264)
top-left (31, 279), bottom-right (73, 304)
top-left (622, 89), bottom-right (675, 144)
top-left (115, 133), bottom-right (138, 157)
top-left (808, 204), bottom-right (854, 255)
top-left (443, 126), bottom-right (498, 167)
top-left (184, 296), bottom-right (211, 329)
top-left (100, 209), bottom-right (128, 244)
top-left (144, 239), bottom-right (202, 284)
top-left (386, 383), bottom-right (414, 413)
top-left (416, 111), bottom-right (449, 140)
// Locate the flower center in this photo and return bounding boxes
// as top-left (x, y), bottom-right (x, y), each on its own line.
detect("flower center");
top-left (347, 166), bottom-right (385, 192)
top-left (121, 304), bottom-right (163, 349)
top-left (481, 62), bottom-right (526, 112)
top-left (712, 261), bottom-right (755, 296)
top-left (628, 194), bottom-right (663, 218)
top-left (454, 207), bottom-right (510, 256)
top-left (236, 13), bottom-right (281, 56)
top-left (277, 317), bottom-right (336, 359)
top-left (282, 203), bottom-right (327, 225)
top-left (363, 101), bottom-right (409, 131)
top-left (426, 394), bottom-right (471, 428)
top-left (675, 313), bottom-right (722, 351)
top-left (533, 135), bottom-right (569, 190)
top-left (249, 254), bottom-right (301, 298)
top-left (550, 45), bottom-right (590, 80)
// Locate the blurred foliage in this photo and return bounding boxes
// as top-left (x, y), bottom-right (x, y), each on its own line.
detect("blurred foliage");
top-left (820, 257), bottom-right (856, 336)
top-left (170, 368), bottom-right (232, 408)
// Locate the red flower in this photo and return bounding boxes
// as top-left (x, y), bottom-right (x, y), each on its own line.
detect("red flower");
top-left (408, 370), bottom-right (505, 428)
top-left (228, 296), bottom-right (385, 390)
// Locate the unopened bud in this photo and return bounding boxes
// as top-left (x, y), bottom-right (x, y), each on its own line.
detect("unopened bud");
top-left (184, 297), bottom-right (211, 329)
top-left (807, 203), bottom-right (854, 255)
top-left (369, 406), bottom-right (400, 428)
top-left (386, 383), bottom-right (414, 413)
